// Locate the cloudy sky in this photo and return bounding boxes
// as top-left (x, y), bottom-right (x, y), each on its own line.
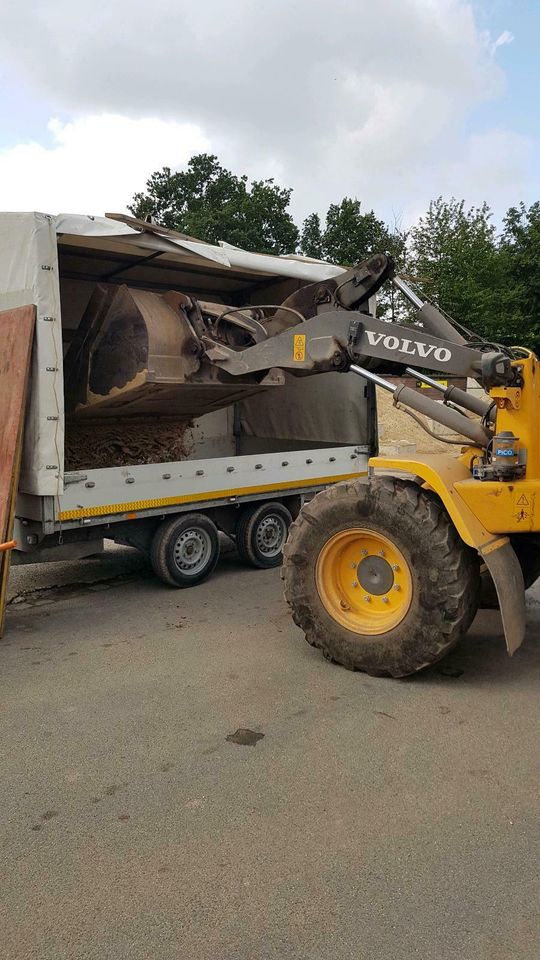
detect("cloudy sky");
top-left (0, 0), bottom-right (538, 228)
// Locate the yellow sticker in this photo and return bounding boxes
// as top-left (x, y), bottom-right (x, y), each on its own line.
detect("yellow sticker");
top-left (293, 334), bottom-right (306, 362)
top-left (419, 379), bottom-right (447, 388)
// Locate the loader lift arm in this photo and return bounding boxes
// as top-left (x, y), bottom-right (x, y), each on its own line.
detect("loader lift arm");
top-left (204, 253), bottom-right (514, 449)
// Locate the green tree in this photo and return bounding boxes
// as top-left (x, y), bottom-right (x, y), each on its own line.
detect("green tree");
top-left (409, 196), bottom-right (509, 344)
top-left (320, 198), bottom-right (391, 265)
top-left (129, 153), bottom-right (299, 255)
top-left (498, 202), bottom-right (540, 353)
top-left (300, 212), bottom-right (323, 259)
top-left (302, 198), bottom-right (409, 319)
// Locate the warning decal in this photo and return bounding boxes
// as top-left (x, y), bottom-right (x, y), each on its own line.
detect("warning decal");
top-left (293, 334), bottom-right (306, 362)
top-left (513, 491), bottom-right (534, 524)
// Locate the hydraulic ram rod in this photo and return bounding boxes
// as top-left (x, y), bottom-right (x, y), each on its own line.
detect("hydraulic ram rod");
top-left (393, 276), bottom-right (467, 345)
top-left (349, 363), bottom-right (491, 447)
top-left (405, 367), bottom-right (495, 421)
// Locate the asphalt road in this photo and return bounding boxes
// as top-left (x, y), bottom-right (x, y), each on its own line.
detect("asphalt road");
top-left (1, 545), bottom-right (539, 960)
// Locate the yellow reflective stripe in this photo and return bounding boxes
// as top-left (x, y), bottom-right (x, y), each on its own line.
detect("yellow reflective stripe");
top-left (481, 536), bottom-right (509, 557)
top-left (58, 472), bottom-right (365, 521)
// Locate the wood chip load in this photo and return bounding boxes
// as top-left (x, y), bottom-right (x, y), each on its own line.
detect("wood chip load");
top-left (65, 418), bottom-right (194, 471)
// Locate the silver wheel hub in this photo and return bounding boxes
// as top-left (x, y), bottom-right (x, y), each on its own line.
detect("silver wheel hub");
top-left (255, 514), bottom-right (287, 557)
top-left (173, 528), bottom-right (211, 575)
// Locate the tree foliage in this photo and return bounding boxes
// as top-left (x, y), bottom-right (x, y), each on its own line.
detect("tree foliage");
top-left (300, 198), bottom-right (409, 320)
top-left (301, 198), bottom-right (406, 267)
top-left (409, 197), bottom-right (501, 338)
top-left (409, 197), bottom-right (540, 353)
top-left (130, 155), bottom-right (540, 352)
top-left (129, 153), bottom-right (298, 255)
top-left (300, 212), bottom-right (323, 259)
top-left (498, 202), bottom-right (540, 352)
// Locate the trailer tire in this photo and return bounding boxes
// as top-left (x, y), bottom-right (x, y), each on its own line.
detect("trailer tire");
top-left (151, 513), bottom-right (219, 587)
top-left (236, 501), bottom-right (292, 569)
top-left (282, 477), bottom-right (480, 677)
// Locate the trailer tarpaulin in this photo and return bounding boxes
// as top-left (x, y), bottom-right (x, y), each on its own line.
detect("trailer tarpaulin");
top-left (0, 213), bottom-right (63, 496)
top-left (0, 211), bottom-right (349, 496)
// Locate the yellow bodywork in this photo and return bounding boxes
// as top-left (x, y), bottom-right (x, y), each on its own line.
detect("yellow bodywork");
top-left (368, 452), bottom-right (527, 654)
top-left (367, 353), bottom-right (540, 656)
top-left (453, 354), bottom-right (540, 534)
top-left (370, 354), bottom-right (540, 546)
top-left (368, 453), bottom-right (509, 557)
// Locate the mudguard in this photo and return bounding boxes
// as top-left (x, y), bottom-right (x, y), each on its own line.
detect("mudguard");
top-left (369, 454), bottom-right (526, 655)
top-left (480, 541), bottom-right (525, 654)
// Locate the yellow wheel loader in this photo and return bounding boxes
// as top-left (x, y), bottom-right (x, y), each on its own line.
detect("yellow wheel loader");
top-left (207, 253), bottom-right (536, 676)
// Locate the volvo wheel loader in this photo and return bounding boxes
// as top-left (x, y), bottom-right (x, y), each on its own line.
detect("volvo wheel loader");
top-left (206, 252), bottom-right (537, 676)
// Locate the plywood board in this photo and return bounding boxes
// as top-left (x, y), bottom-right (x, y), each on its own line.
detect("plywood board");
top-left (0, 304), bottom-right (36, 636)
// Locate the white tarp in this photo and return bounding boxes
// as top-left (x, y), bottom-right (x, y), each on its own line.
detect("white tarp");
top-left (0, 211), bottom-right (347, 497)
top-left (55, 214), bottom-right (233, 266)
top-left (0, 213), bottom-right (64, 497)
top-left (55, 213), bottom-right (345, 279)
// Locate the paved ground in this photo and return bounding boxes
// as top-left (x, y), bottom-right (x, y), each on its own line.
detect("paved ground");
top-left (1, 545), bottom-right (539, 960)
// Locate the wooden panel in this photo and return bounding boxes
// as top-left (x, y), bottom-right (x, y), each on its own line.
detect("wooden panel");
top-left (0, 304), bottom-right (36, 636)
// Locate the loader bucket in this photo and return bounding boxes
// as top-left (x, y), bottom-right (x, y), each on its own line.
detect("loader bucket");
top-left (64, 284), bottom-right (283, 420)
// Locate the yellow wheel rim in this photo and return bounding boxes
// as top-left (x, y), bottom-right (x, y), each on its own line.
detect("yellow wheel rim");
top-left (315, 527), bottom-right (413, 636)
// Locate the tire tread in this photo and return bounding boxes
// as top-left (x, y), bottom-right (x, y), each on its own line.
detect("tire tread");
top-left (282, 477), bottom-right (479, 677)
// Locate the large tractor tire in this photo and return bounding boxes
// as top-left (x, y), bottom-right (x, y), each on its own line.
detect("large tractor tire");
top-left (282, 476), bottom-right (480, 677)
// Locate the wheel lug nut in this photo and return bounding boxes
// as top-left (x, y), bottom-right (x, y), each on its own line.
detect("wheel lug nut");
top-left (392, 563), bottom-right (399, 571)
top-left (350, 562), bottom-right (357, 569)
top-left (363, 595), bottom-right (371, 603)
top-left (351, 581), bottom-right (358, 588)
top-left (393, 584), bottom-right (401, 592)
top-left (382, 596), bottom-right (389, 604)
top-left (361, 549), bottom-right (368, 557)
top-left (379, 550), bottom-right (385, 557)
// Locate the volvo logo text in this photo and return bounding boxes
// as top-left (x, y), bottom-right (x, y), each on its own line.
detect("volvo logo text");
top-left (365, 331), bottom-right (452, 363)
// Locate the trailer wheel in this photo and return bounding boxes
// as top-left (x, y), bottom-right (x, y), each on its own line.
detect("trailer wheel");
top-left (282, 477), bottom-right (480, 677)
top-left (236, 501), bottom-right (292, 569)
top-left (151, 513), bottom-right (219, 587)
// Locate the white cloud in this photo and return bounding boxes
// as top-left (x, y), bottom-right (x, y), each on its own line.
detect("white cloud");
top-left (0, 114), bottom-right (208, 215)
top-left (491, 30), bottom-right (515, 55)
top-left (402, 128), bottom-right (532, 228)
top-left (0, 1), bottom-right (534, 226)
top-left (440, 128), bottom-right (531, 208)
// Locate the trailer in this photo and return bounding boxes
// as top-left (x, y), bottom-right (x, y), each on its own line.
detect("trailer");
top-left (0, 212), bottom-right (374, 587)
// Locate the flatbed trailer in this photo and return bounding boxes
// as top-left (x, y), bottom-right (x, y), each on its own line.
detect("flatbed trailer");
top-left (1, 213), bottom-right (373, 585)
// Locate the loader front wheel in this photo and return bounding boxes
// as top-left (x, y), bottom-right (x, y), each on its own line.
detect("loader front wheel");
top-left (282, 477), bottom-right (480, 677)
